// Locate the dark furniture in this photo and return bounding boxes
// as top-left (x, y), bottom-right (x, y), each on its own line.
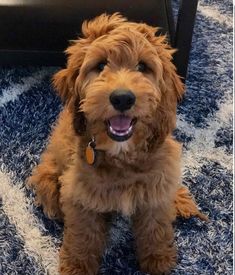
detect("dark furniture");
top-left (0, 0), bottom-right (198, 80)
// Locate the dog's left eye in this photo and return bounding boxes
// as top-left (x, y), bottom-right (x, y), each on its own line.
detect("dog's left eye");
top-left (96, 61), bottom-right (107, 72)
top-left (136, 62), bottom-right (148, 73)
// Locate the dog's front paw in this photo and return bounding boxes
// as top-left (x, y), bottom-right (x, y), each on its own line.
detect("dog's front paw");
top-left (60, 263), bottom-right (97, 275)
top-left (139, 247), bottom-right (176, 275)
top-left (60, 257), bottom-right (99, 275)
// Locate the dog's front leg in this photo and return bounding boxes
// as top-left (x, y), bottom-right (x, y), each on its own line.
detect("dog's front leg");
top-left (59, 203), bottom-right (107, 275)
top-left (133, 206), bottom-right (176, 275)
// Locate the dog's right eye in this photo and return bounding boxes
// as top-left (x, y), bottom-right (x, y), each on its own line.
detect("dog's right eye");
top-left (136, 62), bottom-right (148, 73)
top-left (96, 61), bottom-right (107, 72)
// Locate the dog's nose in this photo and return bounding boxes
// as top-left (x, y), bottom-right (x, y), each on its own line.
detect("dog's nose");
top-left (109, 89), bottom-right (136, 112)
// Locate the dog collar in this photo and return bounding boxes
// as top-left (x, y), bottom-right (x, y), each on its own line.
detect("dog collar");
top-left (86, 137), bottom-right (96, 165)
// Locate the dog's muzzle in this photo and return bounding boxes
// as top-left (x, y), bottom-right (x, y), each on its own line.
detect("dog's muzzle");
top-left (107, 89), bottom-right (136, 141)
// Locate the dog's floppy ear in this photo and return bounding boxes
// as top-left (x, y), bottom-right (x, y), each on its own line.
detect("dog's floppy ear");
top-left (53, 68), bottom-right (74, 104)
top-left (148, 63), bottom-right (184, 149)
top-left (73, 97), bottom-right (87, 136)
top-left (52, 31), bottom-right (90, 134)
top-left (154, 40), bottom-right (185, 141)
top-left (159, 42), bottom-right (185, 101)
top-left (142, 31), bottom-right (185, 148)
top-left (53, 68), bottom-right (87, 135)
top-left (162, 57), bottom-right (185, 102)
top-left (151, 34), bottom-right (185, 101)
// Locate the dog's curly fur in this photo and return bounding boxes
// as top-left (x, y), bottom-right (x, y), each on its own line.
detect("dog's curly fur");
top-left (28, 13), bottom-right (206, 275)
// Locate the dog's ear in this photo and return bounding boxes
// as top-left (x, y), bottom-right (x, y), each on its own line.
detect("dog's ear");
top-left (143, 32), bottom-right (185, 149)
top-left (53, 68), bottom-right (87, 135)
top-left (154, 41), bottom-right (185, 141)
top-left (152, 34), bottom-right (185, 101)
top-left (82, 13), bottom-right (127, 39)
top-left (52, 32), bottom-right (90, 135)
top-left (73, 97), bottom-right (87, 136)
top-left (53, 68), bottom-right (74, 104)
top-left (161, 57), bottom-right (185, 102)
top-left (158, 40), bottom-right (185, 101)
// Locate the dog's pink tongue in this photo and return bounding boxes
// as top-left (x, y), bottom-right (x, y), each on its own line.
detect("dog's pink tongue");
top-left (109, 115), bottom-right (132, 131)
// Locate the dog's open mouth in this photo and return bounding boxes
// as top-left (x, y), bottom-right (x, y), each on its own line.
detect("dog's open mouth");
top-left (107, 115), bottom-right (136, 142)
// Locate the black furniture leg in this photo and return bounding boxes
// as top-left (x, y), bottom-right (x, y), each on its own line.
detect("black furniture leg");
top-left (165, 0), bottom-right (175, 46)
top-left (173, 0), bottom-right (199, 81)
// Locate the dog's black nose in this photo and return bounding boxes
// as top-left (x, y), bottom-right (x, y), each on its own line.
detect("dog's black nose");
top-left (109, 89), bottom-right (136, 112)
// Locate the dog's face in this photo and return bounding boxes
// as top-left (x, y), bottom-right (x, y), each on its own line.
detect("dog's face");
top-left (53, 13), bottom-right (184, 154)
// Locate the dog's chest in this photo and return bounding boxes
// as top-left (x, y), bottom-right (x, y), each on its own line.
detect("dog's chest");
top-left (72, 169), bottom-right (167, 216)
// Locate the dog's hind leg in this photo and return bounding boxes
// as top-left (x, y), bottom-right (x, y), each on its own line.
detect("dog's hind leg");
top-left (28, 110), bottom-right (76, 220)
top-left (175, 185), bottom-right (208, 221)
top-left (28, 150), bottom-right (63, 220)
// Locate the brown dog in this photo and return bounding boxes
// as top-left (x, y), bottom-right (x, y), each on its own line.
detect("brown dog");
top-left (28, 13), bottom-right (206, 275)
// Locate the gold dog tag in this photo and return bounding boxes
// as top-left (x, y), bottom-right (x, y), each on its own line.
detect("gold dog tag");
top-left (86, 139), bottom-right (96, 165)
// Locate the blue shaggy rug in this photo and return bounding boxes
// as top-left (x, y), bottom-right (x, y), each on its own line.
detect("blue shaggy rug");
top-left (0, 0), bottom-right (233, 274)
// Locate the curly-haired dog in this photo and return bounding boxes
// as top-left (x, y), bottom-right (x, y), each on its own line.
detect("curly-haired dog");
top-left (28, 13), bottom-right (207, 275)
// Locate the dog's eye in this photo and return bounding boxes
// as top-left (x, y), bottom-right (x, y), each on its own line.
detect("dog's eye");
top-left (96, 61), bottom-right (107, 72)
top-left (136, 62), bottom-right (148, 73)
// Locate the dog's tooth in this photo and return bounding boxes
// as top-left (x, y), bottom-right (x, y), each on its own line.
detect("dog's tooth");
top-left (109, 124), bottom-right (133, 137)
